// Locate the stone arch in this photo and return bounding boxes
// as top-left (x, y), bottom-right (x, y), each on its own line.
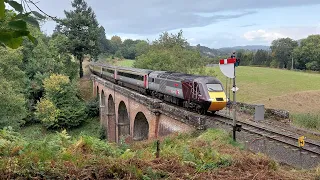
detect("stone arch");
top-left (108, 95), bottom-right (116, 142)
top-left (118, 101), bottom-right (130, 142)
top-left (133, 112), bottom-right (149, 141)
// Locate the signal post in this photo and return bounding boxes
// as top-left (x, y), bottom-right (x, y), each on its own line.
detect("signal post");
top-left (219, 53), bottom-right (241, 141)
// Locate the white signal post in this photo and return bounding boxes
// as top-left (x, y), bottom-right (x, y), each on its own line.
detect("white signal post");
top-left (219, 57), bottom-right (240, 141)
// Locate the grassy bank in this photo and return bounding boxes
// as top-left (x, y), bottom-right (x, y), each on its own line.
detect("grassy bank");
top-left (1, 128), bottom-right (318, 179)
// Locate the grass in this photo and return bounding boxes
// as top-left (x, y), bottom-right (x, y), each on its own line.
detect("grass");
top-left (20, 118), bottom-right (101, 142)
top-left (292, 113), bottom-right (320, 131)
top-left (208, 66), bottom-right (320, 113)
top-left (115, 59), bottom-right (135, 67)
top-left (1, 127), bottom-right (317, 179)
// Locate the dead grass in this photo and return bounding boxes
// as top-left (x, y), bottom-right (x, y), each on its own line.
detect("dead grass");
top-left (252, 90), bottom-right (320, 114)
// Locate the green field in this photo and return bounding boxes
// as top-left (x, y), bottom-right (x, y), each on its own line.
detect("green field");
top-left (211, 66), bottom-right (320, 103)
top-left (115, 59), bottom-right (135, 67)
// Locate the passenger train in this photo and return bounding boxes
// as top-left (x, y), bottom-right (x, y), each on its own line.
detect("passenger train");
top-left (89, 62), bottom-right (228, 114)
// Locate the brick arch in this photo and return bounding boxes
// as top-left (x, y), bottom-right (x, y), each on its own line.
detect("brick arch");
top-left (118, 101), bottom-right (130, 142)
top-left (133, 112), bottom-right (149, 141)
top-left (107, 94), bottom-right (116, 142)
top-left (96, 85), bottom-right (99, 99)
top-left (101, 90), bottom-right (106, 106)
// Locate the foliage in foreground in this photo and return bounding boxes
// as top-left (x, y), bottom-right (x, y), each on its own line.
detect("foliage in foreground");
top-left (0, 128), bottom-right (316, 179)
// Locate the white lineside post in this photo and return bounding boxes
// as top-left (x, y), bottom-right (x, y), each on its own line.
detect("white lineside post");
top-left (219, 57), bottom-right (238, 141)
top-left (232, 63), bottom-right (236, 141)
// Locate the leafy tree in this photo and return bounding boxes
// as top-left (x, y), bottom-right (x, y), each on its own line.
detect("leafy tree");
top-left (110, 35), bottom-right (122, 54)
top-left (252, 49), bottom-right (270, 66)
top-left (271, 38), bottom-right (298, 69)
top-left (36, 74), bottom-right (87, 129)
top-left (135, 40), bottom-right (149, 57)
top-left (152, 30), bottom-right (189, 48)
top-left (115, 50), bottom-right (123, 59)
top-left (0, 47), bottom-right (27, 128)
top-left (97, 26), bottom-right (111, 55)
top-left (134, 31), bottom-right (206, 74)
top-left (58, 0), bottom-right (100, 78)
top-left (293, 35), bottom-right (320, 71)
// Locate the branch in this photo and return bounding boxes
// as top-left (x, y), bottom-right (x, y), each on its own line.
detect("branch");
top-left (24, 0), bottom-right (58, 21)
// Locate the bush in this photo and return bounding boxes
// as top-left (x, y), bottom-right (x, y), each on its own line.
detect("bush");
top-left (86, 97), bottom-right (99, 118)
top-left (35, 98), bottom-right (60, 128)
top-left (270, 59), bottom-right (279, 68)
top-left (35, 74), bottom-right (87, 129)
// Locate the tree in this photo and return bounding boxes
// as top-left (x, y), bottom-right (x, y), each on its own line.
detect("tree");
top-left (36, 74), bottom-right (87, 129)
top-left (252, 49), bottom-right (270, 66)
top-left (293, 35), bottom-right (320, 71)
top-left (271, 38), bottom-right (298, 69)
top-left (152, 30), bottom-right (189, 48)
top-left (135, 40), bottom-right (149, 57)
top-left (134, 31), bottom-right (206, 74)
top-left (97, 26), bottom-right (111, 55)
top-left (58, 0), bottom-right (100, 78)
top-left (0, 0), bottom-right (48, 49)
top-left (0, 47), bottom-right (27, 128)
top-left (110, 35), bottom-right (122, 54)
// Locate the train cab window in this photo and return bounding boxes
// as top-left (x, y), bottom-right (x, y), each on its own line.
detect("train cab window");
top-left (206, 84), bottom-right (223, 92)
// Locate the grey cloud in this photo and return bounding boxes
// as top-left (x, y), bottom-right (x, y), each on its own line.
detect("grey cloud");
top-left (36, 0), bottom-right (320, 34)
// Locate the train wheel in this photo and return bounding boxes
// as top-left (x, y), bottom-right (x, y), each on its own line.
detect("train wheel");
top-left (196, 106), bottom-right (206, 115)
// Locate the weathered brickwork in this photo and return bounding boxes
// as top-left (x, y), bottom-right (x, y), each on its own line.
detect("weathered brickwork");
top-left (91, 75), bottom-right (197, 143)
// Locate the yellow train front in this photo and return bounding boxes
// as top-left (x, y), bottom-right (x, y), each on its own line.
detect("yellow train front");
top-left (188, 76), bottom-right (228, 114)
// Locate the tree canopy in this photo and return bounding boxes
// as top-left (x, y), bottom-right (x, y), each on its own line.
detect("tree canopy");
top-left (58, 0), bottom-right (100, 78)
top-left (271, 38), bottom-right (298, 69)
top-left (134, 30), bottom-right (209, 74)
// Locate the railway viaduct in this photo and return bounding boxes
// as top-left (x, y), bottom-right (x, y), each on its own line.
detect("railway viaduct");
top-left (91, 74), bottom-right (207, 143)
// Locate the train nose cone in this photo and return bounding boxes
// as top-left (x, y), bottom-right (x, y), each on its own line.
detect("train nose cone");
top-left (208, 92), bottom-right (227, 111)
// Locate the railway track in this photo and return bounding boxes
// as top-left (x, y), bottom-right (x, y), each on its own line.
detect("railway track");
top-left (209, 113), bottom-right (320, 156)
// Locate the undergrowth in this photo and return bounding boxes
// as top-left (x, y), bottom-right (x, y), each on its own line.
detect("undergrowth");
top-left (0, 127), bottom-right (317, 179)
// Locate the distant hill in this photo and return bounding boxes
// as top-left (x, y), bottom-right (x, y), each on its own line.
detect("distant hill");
top-left (188, 45), bottom-right (223, 57)
top-left (189, 44), bottom-right (270, 57)
top-left (219, 45), bottom-right (270, 52)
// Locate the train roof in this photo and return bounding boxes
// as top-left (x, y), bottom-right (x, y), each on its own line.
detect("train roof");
top-left (117, 66), bottom-right (154, 74)
top-left (157, 71), bottom-right (221, 83)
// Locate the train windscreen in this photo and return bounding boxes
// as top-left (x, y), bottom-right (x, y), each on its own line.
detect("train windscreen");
top-left (206, 84), bottom-right (223, 92)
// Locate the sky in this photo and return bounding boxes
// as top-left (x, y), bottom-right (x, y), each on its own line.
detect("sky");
top-left (31, 0), bottom-right (320, 48)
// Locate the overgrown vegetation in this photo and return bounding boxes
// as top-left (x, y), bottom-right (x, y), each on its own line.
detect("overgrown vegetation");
top-left (0, 128), bottom-right (316, 179)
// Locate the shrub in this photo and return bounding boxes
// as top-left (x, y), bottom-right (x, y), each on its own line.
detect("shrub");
top-left (36, 74), bottom-right (87, 129)
top-left (86, 97), bottom-right (99, 118)
top-left (35, 98), bottom-right (60, 128)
